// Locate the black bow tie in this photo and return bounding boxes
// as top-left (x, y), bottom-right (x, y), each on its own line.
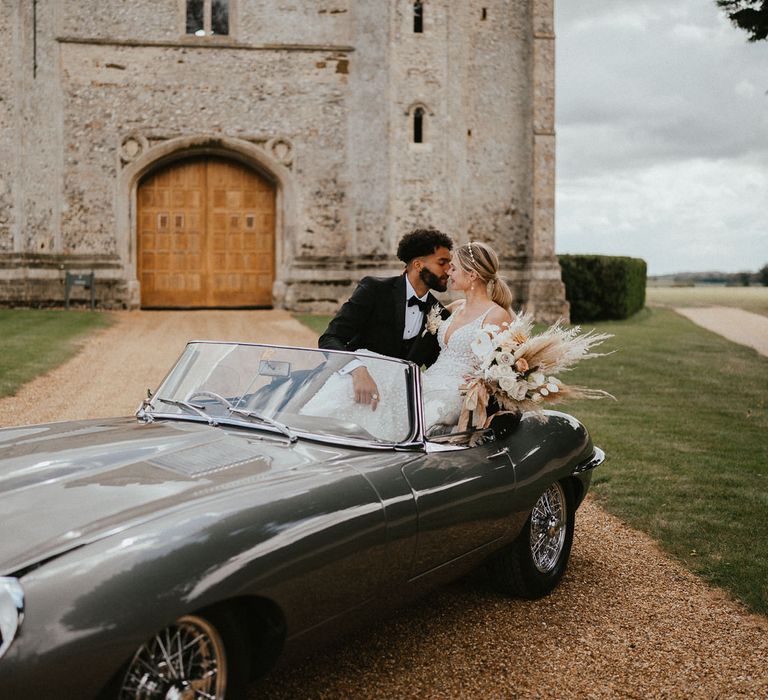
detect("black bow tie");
top-left (408, 296), bottom-right (431, 312)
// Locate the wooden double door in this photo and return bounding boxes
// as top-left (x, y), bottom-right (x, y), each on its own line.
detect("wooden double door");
top-left (138, 157), bottom-right (276, 308)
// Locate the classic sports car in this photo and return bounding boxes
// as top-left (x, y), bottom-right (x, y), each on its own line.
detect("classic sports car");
top-left (0, 342), bottom-right (604, 699)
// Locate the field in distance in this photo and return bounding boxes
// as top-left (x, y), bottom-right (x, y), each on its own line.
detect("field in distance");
top-left (646, 285), bottom-right (768, 317)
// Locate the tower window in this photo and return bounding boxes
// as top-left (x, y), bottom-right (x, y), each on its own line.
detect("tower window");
top-left (212, 0), bottom-right (229, 34)
top-left (413, 107), bottom-right (424, 143)
top-left (186, 0), bottom-right (229, 36)
top-left (414, 1), bottom-right (424, 33)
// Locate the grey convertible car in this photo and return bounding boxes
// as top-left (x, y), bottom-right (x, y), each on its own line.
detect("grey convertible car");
top-left (0, 342), bottom-right (604, 700)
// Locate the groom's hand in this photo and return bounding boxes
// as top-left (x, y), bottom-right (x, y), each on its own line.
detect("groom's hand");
top-left (351, 366), bottom-right (380, 411)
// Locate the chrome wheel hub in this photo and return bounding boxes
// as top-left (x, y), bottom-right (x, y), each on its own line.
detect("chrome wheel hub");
top-left (530, 482), bottom-right (567, 573)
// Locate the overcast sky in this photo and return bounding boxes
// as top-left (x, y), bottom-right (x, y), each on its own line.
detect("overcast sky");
top-left (554, 0), bottom-right (768, 275)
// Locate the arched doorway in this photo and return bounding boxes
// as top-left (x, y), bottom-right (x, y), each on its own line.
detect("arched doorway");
top-left (137, 157), bottom-right (276, 308)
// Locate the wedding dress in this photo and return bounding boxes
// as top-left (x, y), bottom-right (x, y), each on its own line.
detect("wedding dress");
top-left (421, 305), bottom-right (493, 428)
top-left (299, 305), bottom-right (492, 441)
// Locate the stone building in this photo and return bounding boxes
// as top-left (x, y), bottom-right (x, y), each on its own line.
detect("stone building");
top-left (0, 0), bottom-right (567, 319)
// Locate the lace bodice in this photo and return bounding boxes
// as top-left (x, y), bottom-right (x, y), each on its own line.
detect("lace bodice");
top-left (421, 305), bottom-right (494, 427)
top-left (434, 305), bottom-right (492, 373)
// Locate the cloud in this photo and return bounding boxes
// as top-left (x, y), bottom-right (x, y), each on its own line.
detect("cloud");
top-left (556, 158), bottom-right (768, 274)
top-left (555, 0), bottom-right (768, 273)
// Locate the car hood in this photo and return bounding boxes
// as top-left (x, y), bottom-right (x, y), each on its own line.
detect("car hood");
top-left (0, 417), bottom-right (355, 575)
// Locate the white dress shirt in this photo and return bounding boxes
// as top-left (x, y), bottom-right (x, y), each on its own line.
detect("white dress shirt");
top-left (404, 276), bottom-right (428, 340)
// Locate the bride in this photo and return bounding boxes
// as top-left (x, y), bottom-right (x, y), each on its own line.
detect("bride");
top-left (301, 241), bottom-right (514, 439)
top-left (421, 241), bottom-right (513, 430)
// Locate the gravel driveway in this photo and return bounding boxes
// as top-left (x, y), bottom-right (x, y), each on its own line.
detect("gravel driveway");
top-left (3, 310), bottom-right (766, 699)
top-left (675, 306), bottom-right (768, 357)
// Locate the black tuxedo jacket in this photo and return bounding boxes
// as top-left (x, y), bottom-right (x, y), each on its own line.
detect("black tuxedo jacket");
top-left (318, 274), bottom-right (448, 368)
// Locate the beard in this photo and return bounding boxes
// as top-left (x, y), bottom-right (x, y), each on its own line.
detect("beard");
top-left (420, 267), bottom-right (448, 293)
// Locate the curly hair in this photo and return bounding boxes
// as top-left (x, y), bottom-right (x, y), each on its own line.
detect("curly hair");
top-left (396, 228), bottom-right (453, 263)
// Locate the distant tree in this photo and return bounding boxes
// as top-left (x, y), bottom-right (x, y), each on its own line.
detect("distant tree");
top-left (738, 272), bottom-right (751, 286)
top-left (717, 0), bottom-right (768, 41)
top-left (760, 264), bottom-right (768, 286)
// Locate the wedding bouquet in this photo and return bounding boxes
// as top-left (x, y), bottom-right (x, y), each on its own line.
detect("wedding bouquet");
top-left (458, 313), bottom-right (614, 431)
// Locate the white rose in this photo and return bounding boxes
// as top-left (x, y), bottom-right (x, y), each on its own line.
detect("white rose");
top-left (499, 375), bottom-right (517, 393)
top-left (512, 381), bottom-right (528, 400)
top-left (471, 332), bottom-right (493, 359)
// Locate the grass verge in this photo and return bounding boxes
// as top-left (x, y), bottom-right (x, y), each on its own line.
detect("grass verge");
top-left (560, 307), bottom-right (767, 615)
top-left (292, 314), bottom-right (332, 337)
top-left (0, 309), bottom-right (113, 398)
top-left (295, 308), bottom-right (768, 614)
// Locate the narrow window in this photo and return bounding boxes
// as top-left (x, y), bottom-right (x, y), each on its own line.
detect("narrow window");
top-left (186, 0), bottom-right (204, 35)
top-left (212, 0), bottom-right (229, 35)
top-left (414, 107), bottom-right (424, 144)
top-left (186, 0), bottom-right (229, 36)
top-left (481, 8), bottom-right (488, 21)
top-left (33, 0), bottom-right (38, 77)
top-left (414, 1), bottom-right (424, 33)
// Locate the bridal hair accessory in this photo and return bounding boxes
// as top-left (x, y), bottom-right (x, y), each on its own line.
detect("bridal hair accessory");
top-left (467, 241), bottom-right (476, 266)
top-left (458, 313), bottom-right (614, 431)
top-left (421, 304), bottom-right (443, 337)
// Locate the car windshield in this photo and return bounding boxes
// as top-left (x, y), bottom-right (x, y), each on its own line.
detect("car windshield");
top-left (148, 343), bottom-right (417, 445)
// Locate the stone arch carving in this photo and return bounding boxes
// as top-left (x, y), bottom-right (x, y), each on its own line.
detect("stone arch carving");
top-left (116, 134), bottom-right (297, 307)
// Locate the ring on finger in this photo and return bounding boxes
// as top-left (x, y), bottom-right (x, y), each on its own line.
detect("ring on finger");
top-left (372, 393), bottom-right (379, 400)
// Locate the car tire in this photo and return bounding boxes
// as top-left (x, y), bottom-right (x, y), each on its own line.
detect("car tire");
top-left (491, 479), bottom-right (575, 599)
top-left (110, 607), bottom-right (250, 700)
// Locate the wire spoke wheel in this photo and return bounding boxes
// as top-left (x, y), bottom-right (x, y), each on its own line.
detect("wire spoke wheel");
top-left (490, 478), bottom-right (575, 598)
top-left (529, 482), bottom-right (567, 573)
top-left (119, 615), bottom-right (227, 700)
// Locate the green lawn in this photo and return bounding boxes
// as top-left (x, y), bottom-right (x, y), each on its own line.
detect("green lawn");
top-left (0, 309), bottom-right (113, 398)
top-left (292, 314), bottom-right (331, 337)
top-left (295, 309), bottom-right (768, 614)
top-left (647, 285), bottom-right (768, 317)
top-left (559, 307), bottom-right (767, 614)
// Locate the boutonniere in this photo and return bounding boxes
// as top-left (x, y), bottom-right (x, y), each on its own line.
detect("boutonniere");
top-left (421, 304), bottom-right (443, 337)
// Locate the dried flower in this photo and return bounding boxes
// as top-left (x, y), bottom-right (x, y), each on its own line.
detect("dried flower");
top-left (458, 316), bottom-right (615, 429)
top-left (421, 304), bottom-right (444, 337)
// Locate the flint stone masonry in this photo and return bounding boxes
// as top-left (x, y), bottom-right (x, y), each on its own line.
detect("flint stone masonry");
top-left (1, 0), bottom-right (567, 320)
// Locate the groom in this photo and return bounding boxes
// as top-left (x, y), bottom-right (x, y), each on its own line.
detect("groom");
top-left (318, 228), bottom-right (453, 408)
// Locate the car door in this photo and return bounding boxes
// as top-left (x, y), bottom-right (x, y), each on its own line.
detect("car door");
top-left (401, 433), bottom-right (516, 577)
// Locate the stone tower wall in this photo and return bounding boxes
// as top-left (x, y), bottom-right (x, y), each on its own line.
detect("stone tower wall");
top-left (0, 0), bottom-right (567, 320)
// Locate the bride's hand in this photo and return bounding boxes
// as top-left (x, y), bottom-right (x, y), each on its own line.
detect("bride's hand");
top-left (351, 366), bottom-right (381, 411)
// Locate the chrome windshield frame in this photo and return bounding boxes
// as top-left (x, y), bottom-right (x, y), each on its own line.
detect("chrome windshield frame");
top-left (139, 341), bottom-right (428, 451)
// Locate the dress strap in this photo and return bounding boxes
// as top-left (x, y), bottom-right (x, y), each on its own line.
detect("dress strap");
top-left (477, 305), bottom-right (495, 325)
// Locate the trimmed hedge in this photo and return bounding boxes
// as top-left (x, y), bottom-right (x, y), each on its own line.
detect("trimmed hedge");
top-left (558, 254), bottom-right (647, 322)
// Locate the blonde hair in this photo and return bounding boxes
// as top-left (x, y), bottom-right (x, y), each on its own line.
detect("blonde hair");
top-left (455, 241), bottom-right (514, 311)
